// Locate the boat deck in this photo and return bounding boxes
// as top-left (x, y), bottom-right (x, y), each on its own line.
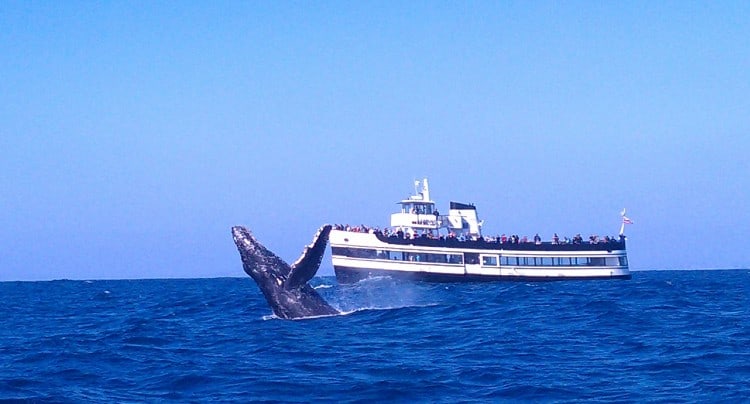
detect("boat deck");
top-left (373, 232), bottom-right (626, 251)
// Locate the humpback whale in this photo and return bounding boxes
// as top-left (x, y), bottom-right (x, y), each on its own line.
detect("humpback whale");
top-left (231, 224), bottom-right (339, 319)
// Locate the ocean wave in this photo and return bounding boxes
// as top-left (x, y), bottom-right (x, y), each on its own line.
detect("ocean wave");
top-left (1, 271), bottom-right (749, 402)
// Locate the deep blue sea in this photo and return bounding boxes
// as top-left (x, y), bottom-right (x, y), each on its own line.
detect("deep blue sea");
top-left (2, 270), bottom-right (749, 402)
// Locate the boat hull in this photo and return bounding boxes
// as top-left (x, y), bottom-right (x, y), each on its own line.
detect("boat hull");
top-left (334, 265), bottom-right (632, 283)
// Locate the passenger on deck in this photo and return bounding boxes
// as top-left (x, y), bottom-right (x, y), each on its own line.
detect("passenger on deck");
top-left (534, 234), bottom-right (542, 245)
top-left (552, 233), bottom-right (559, 244)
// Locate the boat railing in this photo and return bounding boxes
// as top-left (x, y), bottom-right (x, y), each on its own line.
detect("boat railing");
top-left (372, 232), bottom-right (626, 252)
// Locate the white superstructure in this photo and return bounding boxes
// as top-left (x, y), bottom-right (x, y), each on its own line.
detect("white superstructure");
top-left (389, 179), bottom-right (483, 239)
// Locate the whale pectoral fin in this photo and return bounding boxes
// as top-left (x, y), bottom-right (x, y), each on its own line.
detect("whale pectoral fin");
top-left (285, 224), bottom-right (332, 289)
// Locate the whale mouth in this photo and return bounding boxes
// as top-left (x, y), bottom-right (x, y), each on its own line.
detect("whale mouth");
top-left (231, 226), bottom-right (251, 244)
top-left (231, 227), bottom-right (269, 281)
top-left (232, 227), bottom-right (262, 259)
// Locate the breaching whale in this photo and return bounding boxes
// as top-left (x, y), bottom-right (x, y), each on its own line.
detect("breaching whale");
top-left (231, 224), bottom-right (339, 319)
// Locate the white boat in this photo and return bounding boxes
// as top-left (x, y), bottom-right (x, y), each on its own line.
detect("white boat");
top-left (330, 179), bottom-right (631, 283)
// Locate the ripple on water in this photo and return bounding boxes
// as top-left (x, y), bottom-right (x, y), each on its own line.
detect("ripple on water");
top-left (0, 272), bottom-right (748, 402)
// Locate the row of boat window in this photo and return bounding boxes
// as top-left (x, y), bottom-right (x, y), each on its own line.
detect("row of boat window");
top-left (331, 247), bottom-right (628, 267)
top-left (489, 256), bottom-right (627, 267)
top-left (332, 247), bottom-right (464, 264)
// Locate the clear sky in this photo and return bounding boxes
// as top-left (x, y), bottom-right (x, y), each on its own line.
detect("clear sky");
top-left (2, 2), bottom-right (749, 281)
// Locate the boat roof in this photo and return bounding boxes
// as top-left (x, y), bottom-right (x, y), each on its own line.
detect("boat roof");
top-left (398, 197), bottom-right (435, 205)
top-left (449, 201), bottom-right (476, 210)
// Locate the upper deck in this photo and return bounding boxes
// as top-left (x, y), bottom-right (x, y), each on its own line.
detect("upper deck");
top-left (374, 232), bottom-right (626, 252)
top-left (338, 178), bottom-right (629, 254)
top-left (390, 179), bottom-right (483, 237)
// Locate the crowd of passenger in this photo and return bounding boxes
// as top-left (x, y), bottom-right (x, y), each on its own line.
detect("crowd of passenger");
top-left (332, 224), bottom-right (623, 245)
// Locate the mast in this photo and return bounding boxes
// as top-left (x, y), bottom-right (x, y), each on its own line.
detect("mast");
top-left (619, 208), bottom-right (633, 236)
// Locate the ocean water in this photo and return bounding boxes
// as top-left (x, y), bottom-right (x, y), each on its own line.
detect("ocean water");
top-left (1, 270), bottom-right (749, 402)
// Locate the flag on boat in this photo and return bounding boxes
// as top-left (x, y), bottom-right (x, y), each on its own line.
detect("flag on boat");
top-left (622, 216), bottom-right (633, 224)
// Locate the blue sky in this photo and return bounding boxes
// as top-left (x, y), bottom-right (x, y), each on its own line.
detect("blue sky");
top-left (1, 2), bottom-right (749, 281)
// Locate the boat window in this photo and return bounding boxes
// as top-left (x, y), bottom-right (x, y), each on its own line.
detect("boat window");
top-left (407, 204), bottom-right (431, 215)
top-left (482, 255), bottom-right (498, 266)
top-left (465, 253), bottom-right (479, 265)
top-left (402, 203), bottom-right (412, 213)
top-left (426, 254), bottom-right (444, 263)
top-left (332, 247), bottom-right (375, 259)
top-left (492, 255), bottom-right (626, 267)
top-left (447, 254), bottom-right (463, 264)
